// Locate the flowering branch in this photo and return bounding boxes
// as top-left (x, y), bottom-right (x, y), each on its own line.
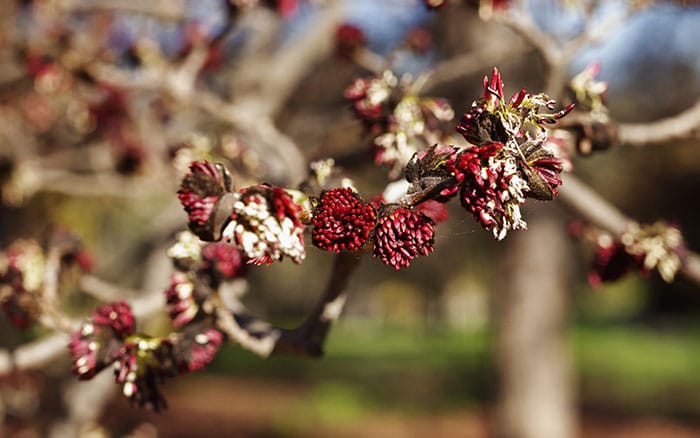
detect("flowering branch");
top-left (559, 174), bottom-right (700, 285)
top-left (3, 0), bottom-right (697, 420)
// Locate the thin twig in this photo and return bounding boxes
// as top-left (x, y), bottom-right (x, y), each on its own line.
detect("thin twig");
top-left (617, 99), bottom-right (700, 146)
top-left (0, 333), bottom-right (70, 374)
top-left (55, 0), bottom-right (187, 21)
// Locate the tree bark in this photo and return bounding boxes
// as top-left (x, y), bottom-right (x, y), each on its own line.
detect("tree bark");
top-left (495, 210), bottom-right (576, 438)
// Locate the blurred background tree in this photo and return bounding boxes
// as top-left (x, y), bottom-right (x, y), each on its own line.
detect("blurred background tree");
top-left (1, 0), bottom-right (700, 437)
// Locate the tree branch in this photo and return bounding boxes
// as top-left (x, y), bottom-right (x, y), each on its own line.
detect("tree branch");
top-left (55, 0), bottom-right (187, 21)
top-left (0, 333), bottom-right (70, 375)
top-left (617, 99), bottom-right (700, 146)
top-left (558, 173), bottom-right (700, 285)
top-left (216, 252), bottom-right (361, 358)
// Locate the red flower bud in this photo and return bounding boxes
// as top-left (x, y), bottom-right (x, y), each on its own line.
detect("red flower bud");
top-left (312, 188), bottom-right (376, 253)
top-left (373, 208), bottom-right (435, 270)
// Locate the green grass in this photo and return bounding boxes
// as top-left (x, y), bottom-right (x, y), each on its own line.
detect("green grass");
top-left (207, 321), bottom-right (700, 419)
top-left (575, 324), bottom-right (700, 418)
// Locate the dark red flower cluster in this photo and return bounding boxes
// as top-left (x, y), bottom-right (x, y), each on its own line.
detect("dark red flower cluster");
top-left (201, 241), bottom-right (247, 281)
top-left (177, 161), bottom-right (233, 241)
top-left (373, 208), bottom-right (435, 270)
top-left (457, 143), bottom-right (527, 240)
top-left (113, 337), bottom-right (176, 411)
top-left (164, 272), bottom-right (198, 328)
top-left (335, 23), bottom-right (366, 59)
top-left (174, 328), bottom-right (224, 372)
top-left (69, 302), bottom-right (135, 380)
top-left (456, 67), bottom-right (573, 147)
top-left (570, 221), bottom-right (686, 286)
top-left (344, 74), bottom-right (395, 126)
top-left (70, 301), bottom-right (224, 410)
top-left (587, 237), bottom-right (645, 287)
top-left (405, 143), bottom-right (529, 240)
top-left (312, 188), bottom-right (377, 253)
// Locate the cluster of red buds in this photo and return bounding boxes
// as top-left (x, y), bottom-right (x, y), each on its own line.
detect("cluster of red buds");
top-left (457, 67), bottom-right (574, 148)
top-left (166, 230), bottom-right (248, 326)
top-left (569, 221), bottom-right (686, 286)
top-left (68, 224), bottom-right (249, 409)
top-left (311, 188), bottom-right (436, 269)
top-left (176, 67), bottom-right (573, 268)
top-left (402, 68), bottom-right (571, 240)
top-left (178, 162), bottom-right (306, 265)
top-left (177, 161), bottom-right (440, 270)
top-left (344, 71), bottom-right (454, 178)
top-left (69, 299), bottom-right (225, 410)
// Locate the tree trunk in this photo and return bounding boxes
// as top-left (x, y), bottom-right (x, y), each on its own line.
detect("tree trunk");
top-left (495, 210), bottom-right (576, 438)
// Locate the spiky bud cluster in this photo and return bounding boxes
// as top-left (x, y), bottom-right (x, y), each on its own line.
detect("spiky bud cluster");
top-left (70, 301), bottom-right (224, 410)
top-left (458, 143), bottom-right (528, 240)
top-left (373, 208), bottom-right (435, 269)
top-left (456, 67), bottom-right (574, 147)
top-left (174, 328), bottom-right (224, 372)
top-left (69, 302), bottom-right (135, 380)
top-left (164, 231), bottom-right (247, 329)
top-left (312, 188), bottom-right (377, 253)
top-left (178, 161), bottom-right (233, 241)
top-left (165, 272), bottom-right (198, 327)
